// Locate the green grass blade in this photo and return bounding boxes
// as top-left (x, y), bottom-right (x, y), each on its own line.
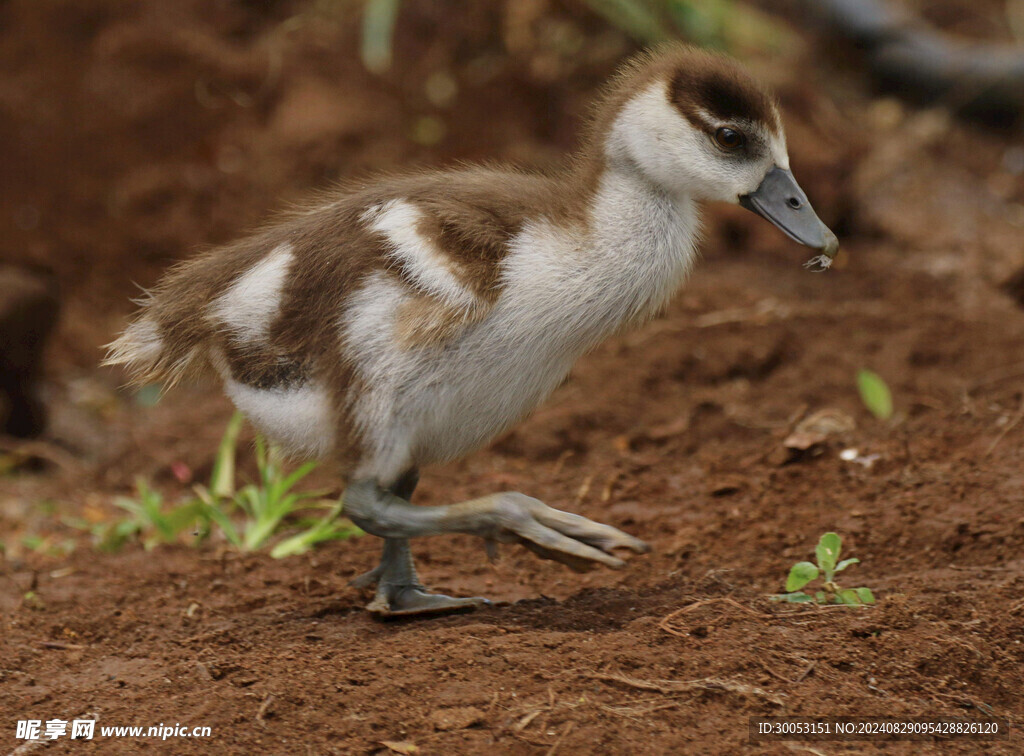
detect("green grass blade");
top-left (236, 485), bottom-right (261, 519)
top-left (210, 412), bottom-right (244, 499)
top-left (277, 461), bottom-right (318, 495)
top-left (269, 498), bottom-right (362, 558)
top-left (244, 512), bottom-right (285, 551)
top-left (195, 486), bottom-right (242, 547)
top-left (113, 496), bottom-right (143, 518)
top-left (361, 0), bottom-right (400, 74)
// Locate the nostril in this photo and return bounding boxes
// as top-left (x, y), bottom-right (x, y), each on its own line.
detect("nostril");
top-left (787, 196), bottom-right (803, 209)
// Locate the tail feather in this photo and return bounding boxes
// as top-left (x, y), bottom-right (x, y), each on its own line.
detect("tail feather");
top-left (103, 314), bottom-right (204, 388)
top-left (104, 233), bottom-right (279, 388)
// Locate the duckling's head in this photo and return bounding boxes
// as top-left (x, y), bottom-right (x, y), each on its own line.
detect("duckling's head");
top-left (599, 46), bottom-right (838, 261)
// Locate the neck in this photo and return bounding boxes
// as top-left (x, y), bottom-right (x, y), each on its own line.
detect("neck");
top-left (573, 120), bottom-right (701, 279)
top-left (506, 147), bottom-right (700, 354)
top-left (587, 158), bottom-right (700, 317)
top-left (567, 97), bottom-right (696, 225)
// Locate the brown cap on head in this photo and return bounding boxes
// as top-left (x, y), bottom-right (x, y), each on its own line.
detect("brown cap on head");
top-left (668, 50), bottom-right (781, 135)
top-left (586, 44), bottom-right (781, 146)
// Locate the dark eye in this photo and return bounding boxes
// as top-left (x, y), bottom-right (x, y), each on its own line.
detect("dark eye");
top-left (714, 127), bottom-right (745, 150)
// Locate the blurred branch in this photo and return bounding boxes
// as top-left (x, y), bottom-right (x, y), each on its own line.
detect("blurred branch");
top-left (583, 0), bottom-right (789, 52)
top-left (361, 0), bottom-right (400, 74)
top-left (1007, 0), bottom-right (1024, 44)
top-left (801, 0), bottom-right (1024, 121)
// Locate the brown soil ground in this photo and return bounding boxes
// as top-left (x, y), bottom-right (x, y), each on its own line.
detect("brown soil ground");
top-left (2, 1), bottom-right (1024, 754)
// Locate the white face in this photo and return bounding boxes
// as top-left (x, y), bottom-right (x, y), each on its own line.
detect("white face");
top-left (607, 81), bottom-right (789, 203)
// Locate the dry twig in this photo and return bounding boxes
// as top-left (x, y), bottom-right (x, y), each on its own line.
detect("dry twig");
top-left (0, 437), bottom-right (85, 473)
top-left (985, 395), bottom-right (1024, 456)
top-left (658, 597), bottom-right (771, 637)
top-left (584, 671), bottom-right (784, 706)
top-left (545, 722), bottom-right (574, 756)
top-left (255, 694), bottom-right (274, 726)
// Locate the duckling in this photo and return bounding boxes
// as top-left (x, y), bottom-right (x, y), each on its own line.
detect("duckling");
top-left (105, 45), bottom-right (838, 617)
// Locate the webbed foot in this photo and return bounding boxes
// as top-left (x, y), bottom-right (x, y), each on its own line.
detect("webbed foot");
top-left (355, 536), bottom-right (490, 618)
top-left (366, 584), bottom-right (490, 617)
top-left (448, 492), bottom-right (650, 572)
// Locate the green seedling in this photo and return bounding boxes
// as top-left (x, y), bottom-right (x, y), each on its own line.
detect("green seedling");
top-left (857, 369), bottom-right (893, 420)
top-left (197, 436), bottom-right (323, 552)
top-left (17, 533), bottom-right (76, 558)
top-left (21, 589), bottom-right (45, 610)
top-left (771, 532), bottom-right (876, 606)
top-left (71, 413), bottom-right (360, 556)
top-left (102, 478), bottom-right (211, 552)
top-left (194, 415), bottom-right (362, 555)
top-left (67, 415), bottom-right (243, 551)
top-left (67, 477), bottom-right (213, 552)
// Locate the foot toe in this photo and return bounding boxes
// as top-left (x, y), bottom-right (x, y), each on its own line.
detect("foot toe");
top-left (349, 567), bottom-right (384, 590)
top-left (367, 586), bottom-right (491, 618)
top-left (624, 535), bottom-right (651, 554)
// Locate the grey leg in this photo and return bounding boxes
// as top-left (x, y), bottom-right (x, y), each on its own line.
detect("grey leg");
top-left (343, 479), bottom-right (650, 578)
top-left (349, 470), bottom-right (490, 617)
top-left (348, 470), bottom-right (418, 591)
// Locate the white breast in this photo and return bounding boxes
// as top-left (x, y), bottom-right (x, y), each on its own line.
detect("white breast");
top-left (344, 169), bottom-right (699, 483)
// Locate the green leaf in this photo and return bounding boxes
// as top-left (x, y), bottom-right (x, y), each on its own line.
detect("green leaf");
top-left (270, 519), bottom-right (360, 559)
top-left (769, 592), bottom-right (814, 603)
top-left (786, 561), bottom-right (819, 592)
top-left (835, 557), bottom-right (860, 573)
top-left (161, 501), bottom-right (204, 542)
top-left (855, 587), bottom-right (876, 605)
top-left (195, 488), bottom-right (241, 547)
top-left (271, 530), bottom-right (318, 559)
top-left (783, 592), bottom-right (814, 603)
top-left (816, 532), bottom-right (842, 573)
top-left (815, 590), bottom-right (827, 603)
top-left (584, 0), bottom-right (669, 43)
top-left (836, 589), bottom-right (862, 605)
top-left (97, 520), bottom-right (141, 553)
top-left (857, 369), bottom-right (894, 420)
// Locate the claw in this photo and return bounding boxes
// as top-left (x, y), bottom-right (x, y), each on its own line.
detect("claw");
top-left (521, 541), bottom-right (606, 572)
top-left (530, 505), bottom-right (650, 555)
top-left (349, 564), bottom-right (385, 589)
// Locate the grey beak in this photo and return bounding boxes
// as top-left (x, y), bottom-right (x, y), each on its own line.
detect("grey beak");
top-left (739, 167), bottom-right (839, 261)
